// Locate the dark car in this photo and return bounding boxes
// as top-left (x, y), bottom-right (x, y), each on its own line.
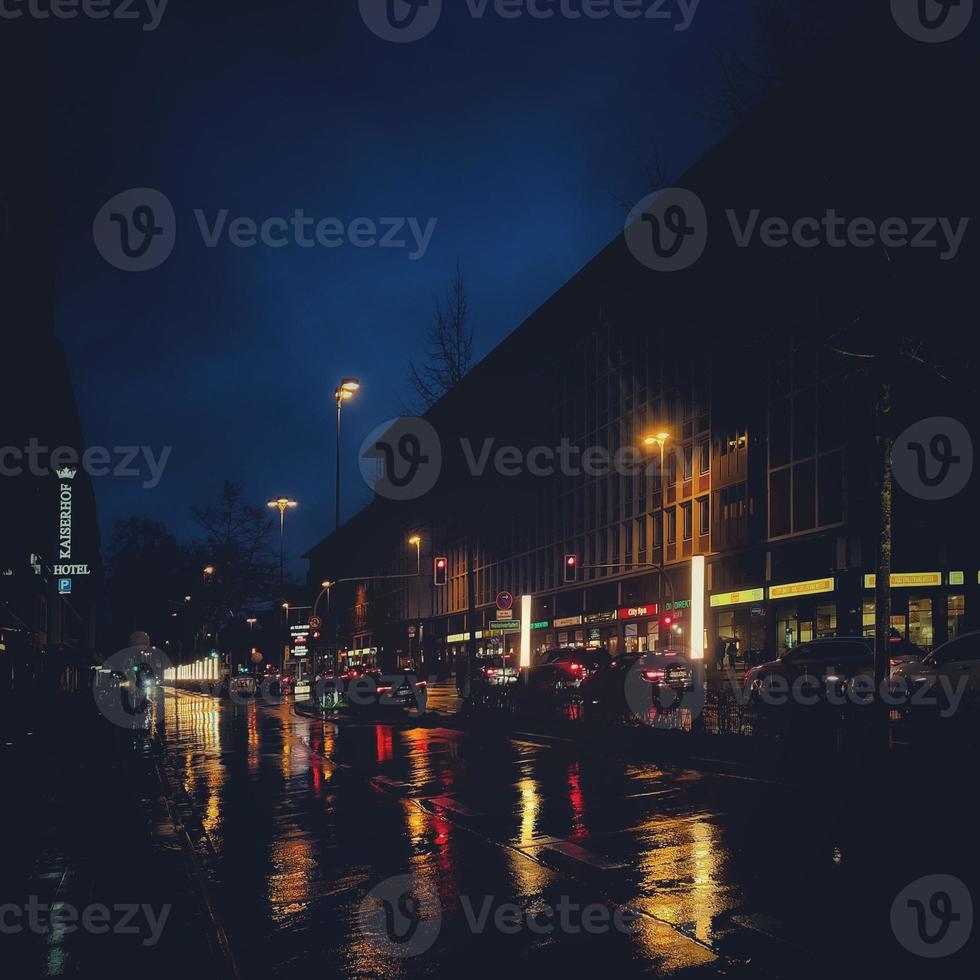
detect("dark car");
top-left (743, 636), bottom-right (920, 711)
top-left (579, 650), bottom-right (695, 723)
top-left (333, 670), bottom-right (428, 714)
top-left (542, 646), bottom-right (612, 685)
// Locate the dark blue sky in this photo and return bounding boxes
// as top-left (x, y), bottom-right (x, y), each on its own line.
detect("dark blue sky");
top-left (55, 0), bottom-right (758, 576)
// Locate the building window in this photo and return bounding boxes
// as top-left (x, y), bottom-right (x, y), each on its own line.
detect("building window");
top-left (683, 444), bottom-right (693, 481)
top-left (667, 450), bottom-right (677, 487)
top-left (699, 440), bottom-right (710, 474)
top-left (698, 496), bottom-right (709, 535)
top-left (666, 507), bottom-right (676, 544)
top-left (681, 502), bottom-right (692, 540)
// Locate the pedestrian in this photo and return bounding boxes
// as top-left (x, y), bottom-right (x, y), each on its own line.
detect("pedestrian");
top-left (714, 636), bottom-right (727, 672)
top-left (726, 638), bottom-right (738, 672)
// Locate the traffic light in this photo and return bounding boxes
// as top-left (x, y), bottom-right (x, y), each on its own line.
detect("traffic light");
top-left (660, 613), bottom-right (674, 630)
top-left (564, 554), bottom-right (578, 584)
top-left (434, 556), bottom-right (448, 587)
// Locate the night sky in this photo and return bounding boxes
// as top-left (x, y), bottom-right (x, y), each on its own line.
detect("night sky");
top-left (54, 0), bottom-right (757, 576)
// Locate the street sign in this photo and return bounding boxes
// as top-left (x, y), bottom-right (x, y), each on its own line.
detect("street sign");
top-left (308, 615), bottom-right (322, 629)
top-left (57, 578), bottom-right (72, 595)
top-left (489, 620), bottom-right (520, 632)
top-left (495, 591), bottom-right (514, 611)
top-left (495, 609), bottom-right (513, 620)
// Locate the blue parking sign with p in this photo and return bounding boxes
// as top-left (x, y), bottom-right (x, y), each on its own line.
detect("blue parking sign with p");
top-left (58, 578), bottom-right (72, 595)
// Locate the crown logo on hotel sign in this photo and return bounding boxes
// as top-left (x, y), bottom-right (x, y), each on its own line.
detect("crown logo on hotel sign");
top-left (56, 467), bottom-right (77, 480)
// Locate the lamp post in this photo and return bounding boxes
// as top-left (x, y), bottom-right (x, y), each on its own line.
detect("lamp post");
top-left (267, 497), bottom-right (298, 586)
top-left (644, 430), bottom-right (672, 650)
top-left (334, 378), bottom-right (361, 531)
top-left (408, 535), bottom-right (421, 668)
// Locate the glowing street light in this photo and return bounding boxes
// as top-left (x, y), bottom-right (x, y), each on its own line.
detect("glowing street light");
top-left (642, 430), bottom-right (672, 648)
top-left (408, 534), bottom-right (422, 575)
top-left (334, 378), bottom-right (361, 531)
top-left (267, 497), bottom-right (299, 586)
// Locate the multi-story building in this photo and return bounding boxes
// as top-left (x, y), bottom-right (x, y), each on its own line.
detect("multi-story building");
top-left (306, 38), bottom-right (979, 672)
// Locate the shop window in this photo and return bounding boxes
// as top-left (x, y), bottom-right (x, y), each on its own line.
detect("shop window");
top-left (815, 604), bottom-right (837, 638)
top-left (908, 596), bottom-right (933, 650)
top-left (862, 600), bottom-right (875, 638)
top-left (666, 507), bottom-right (676, 544)
top-left (698, 496), bottom-right (710, 536)
top-left (949, 594), bottom-right (966, 640)
top-left (682, 502), bottom-right (692, 540)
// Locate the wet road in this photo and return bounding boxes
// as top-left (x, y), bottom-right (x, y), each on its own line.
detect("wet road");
top-left (154, 685), bottom-right (972, 980)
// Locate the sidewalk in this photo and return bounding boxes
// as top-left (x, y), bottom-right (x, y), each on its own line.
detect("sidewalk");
top-left (0, 690), bottom-right (233, 979)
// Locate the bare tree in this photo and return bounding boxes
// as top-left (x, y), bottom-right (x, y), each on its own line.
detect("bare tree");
top-left (409, 263), bottom-right (475, 409)
top-left (191, 481), bottom-right (279, 616)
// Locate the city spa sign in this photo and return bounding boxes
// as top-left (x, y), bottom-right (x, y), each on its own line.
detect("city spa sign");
top-left (53, 467), bottom-right (91, 578)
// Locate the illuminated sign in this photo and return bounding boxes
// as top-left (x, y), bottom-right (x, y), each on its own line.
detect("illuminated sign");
top-left (710, 587), bottom-right (765, 608)
top-left (53, 467), bottom-right (90, 580)
top-left (584, 611), bottom-right (617, 625)
top-left (58, 578), bottom-right (72, 595)
top-left (863, 572), bottom-right (942, 589)
top-left (618, 604), bottom-right (658, 620)
top-left (489, 620), bottom-right (520, 633)
top-left (768, 578), bottom-right (835, 600)
top-left (949, 571), bottom-right (964, 586)
top-left (447, 631), bottom-right (484, 643)
top-left (530, 621), bottom-right (550, 630)
top-left (553, 616), bottom-right (583, 628)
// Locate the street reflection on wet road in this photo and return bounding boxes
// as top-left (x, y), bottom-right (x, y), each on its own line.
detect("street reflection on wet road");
top-left (152, 687), bottom-right (910, 979)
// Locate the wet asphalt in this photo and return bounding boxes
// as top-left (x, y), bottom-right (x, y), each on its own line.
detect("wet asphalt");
top-left (147, 684), bottom-right (979, 980)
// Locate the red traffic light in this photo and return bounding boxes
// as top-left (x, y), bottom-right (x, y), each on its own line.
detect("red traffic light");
top-left (660, 614), bottom-right (673, 628)
top-left (434, 557), bottom-right (448, 587)
top-left (563, 553), bottom-right (578, 583)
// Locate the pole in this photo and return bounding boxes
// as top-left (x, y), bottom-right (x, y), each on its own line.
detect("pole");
top-left (278, 506), bottom-right (285, 587)
top-left (873, 371), bottom-right (893, 752)
top-left (335, 394), bottom-right (342, 531)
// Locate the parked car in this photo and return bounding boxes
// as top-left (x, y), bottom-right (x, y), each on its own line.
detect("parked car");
top-left (542, 646), bottom-right (611, 685)
top-left (744, 636), bottom-right (920, 711)
top-left (889, 631), bottom-right (980, 711)
top-left (579, 650), bottom-right (695, 722)
top-left (478, 655), bottom-right (519, 686)
top-left (342, 670), bottom-right (428, 714)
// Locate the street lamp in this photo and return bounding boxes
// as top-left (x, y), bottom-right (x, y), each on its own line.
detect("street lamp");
top-left (408, 535), bottom-right (421, 575)
top-left (203, 565), bottom-right (216, 579)
top-left (334, 378), bottom-right (361, 531)
top-left (267, 497), bottom-right (299, 586)
top-left (643, 430), bottom-right (671, 649)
